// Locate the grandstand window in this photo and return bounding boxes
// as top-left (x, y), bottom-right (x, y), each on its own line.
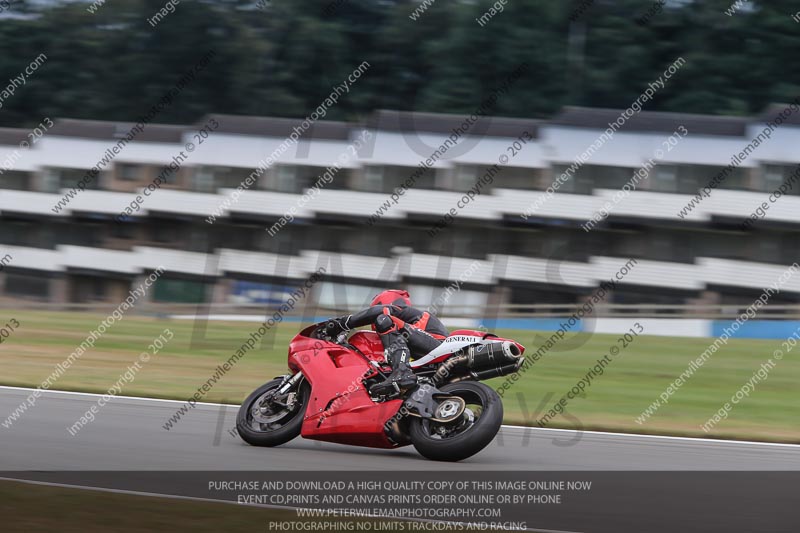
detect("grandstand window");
top-left (364, 165), bottom-right (383, 192)
top-left (218, 167), bottom-right (254, 189)
top-left (193, 167), bottom-right (215, 192)
top-left (150, 221), bottom-right (179, 244)
top-left (156, 226), bottom-right (180, 245)
top-left (427, 227), bottom-right (484, 259)
top-left (62, 168), bottom-right (101, 189)
top-left (187, 229), bottom-right (209, 252)
top-left (676, 168), bottom-right (698, 193)
top-left (452, 232), bottom-right (472, 257)
top-left (88, 277), bottom-right (106, 301)
top-left (349, 231), bottom-right (381, 256)
top-left (214, 222), bottom-right (254, 251)
top-left (297, 165), bottom-right (332, 191)
top-left (507, 284), bottom-right (580, 310)
top-left (312, 225), bottom-right (376, 256)
top-left (110, 221), bottom-right (135, 240)
top-left (764, 166), bottom-right (783, 190)
top-left (42, 168), bottom-right (102, 191)
top-left (588, 166), bottom-right (632, 190)
top-left (501, 167), bottom-right (544, 190)
top-left (664, 164), bottom-right (751, 193)
top-left (653, 165), bottom-right (677, 192)
top-left (762, 164), bottom-right (799, 194)
top-left (454, 165), bottom-right (478, 190)
top-left (759, 238), bottom-right (781, 263)
top-left (317, 282), bottom-right (375, 309)
top-left (274, 165), bottom-right (297, 192)
top-left (158, 167), bottom-right (178, 184)
top-left (40, 169), bottom-right (60, 193)
top-left (119, 164), bottom-right (140, 181)
top-left (40, 226), bottom-right (57, 249)
top-left (506, 228), bottom-right (543, 256)
top-left (0, 221), bottom-right (31, 246)
top-left (63, 222), bottom-right (103, 247)
top-left (549, 165), bottom-right (592, 194)
top-left (382, 165), bottom-right (436, 191)
top-left (4, 273), bottom-right (50, 300)
top-left (715, 166), bottom-right (749, 191)
top-left (257, 225), bottom-right (302, 254)
top-left (550, 165), bottom-right (575, 192)
top-left (674, 230), bottom-right (732, 262)
top-left (0, 220), bottom-right (61, 249)
top-left (0, 171), bottom-right (31, 190)
top-left (610, 288), bottom-right (688, 308)
top-left (152, 278), bottom-right (209, 303)
top-left (263, 165), bottom-right (327, 193)
top-left (543, 232), bottom-right (582, 261)
top-left (651, 235), bottom-right (673, 261)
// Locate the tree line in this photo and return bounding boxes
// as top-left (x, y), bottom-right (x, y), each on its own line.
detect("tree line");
top-left (0, 0), bottom-right (798, 127)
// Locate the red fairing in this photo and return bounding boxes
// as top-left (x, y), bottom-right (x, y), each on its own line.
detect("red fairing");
top-left (282, 323), bottom-right (524, 450)
top-left (288, 327), bottom-right (401, 448)
top-left (348, 331), bottom-right (387, 365)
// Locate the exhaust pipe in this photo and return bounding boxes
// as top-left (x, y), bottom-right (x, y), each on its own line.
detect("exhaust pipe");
top-left (469, 360), bottom-right (524, 381)
top-left (463, 341), bottom-right (522, 370)
top-left (433, 341), bottom-right (524, 382)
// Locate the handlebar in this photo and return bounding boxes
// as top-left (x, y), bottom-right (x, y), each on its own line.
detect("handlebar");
top-left (313, 320), bottom-right (348, 343)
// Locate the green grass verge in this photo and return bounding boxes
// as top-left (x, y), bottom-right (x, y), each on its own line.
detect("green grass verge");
top-left (1, 310), bottom-right (797, 442)
top-left (0, 480), bottom-right (396, 533)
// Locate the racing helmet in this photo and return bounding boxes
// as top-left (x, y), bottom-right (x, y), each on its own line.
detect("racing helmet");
top-left (371, 289), bottom-right (411, 308)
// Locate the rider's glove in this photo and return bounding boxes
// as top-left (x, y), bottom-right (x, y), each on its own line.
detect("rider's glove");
top-left (327, 316), bottom-right (351, 335)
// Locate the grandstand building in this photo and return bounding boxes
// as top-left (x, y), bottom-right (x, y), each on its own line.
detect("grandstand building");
top-left (1, 107), bottom-right (799, 313)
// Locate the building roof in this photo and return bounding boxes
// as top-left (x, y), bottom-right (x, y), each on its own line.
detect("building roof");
top-left (48, 119), bottom-right (186, 143)
top-left (758, 103), bottom-right (800, 126)
top-left (15, 104), bottom-right (800, 148)
top-left (0, 127), bottom-right (28, 146)
top-left (551, 106), bottom-right (749, 137)
top-left (202, 114), bottom-right (352, 140)
top-left (366, 110), bottom-right (541, 139)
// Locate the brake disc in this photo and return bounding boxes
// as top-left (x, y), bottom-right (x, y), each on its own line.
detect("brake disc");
top-left (252, 391), bottom-right (296, 424)
top-left (430, 396), bottom-right (466, 424)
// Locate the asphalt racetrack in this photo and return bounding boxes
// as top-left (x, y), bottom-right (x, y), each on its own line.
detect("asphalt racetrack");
top-left (1, 386), bottom-right (797, 471)
top-left (1, 386), bottom-right (798, 532)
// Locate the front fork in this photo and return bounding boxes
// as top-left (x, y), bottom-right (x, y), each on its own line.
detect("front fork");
top-left (276, 372), bottom-right (304, 395)
top-left (258, 373), bottom-right (305, 415)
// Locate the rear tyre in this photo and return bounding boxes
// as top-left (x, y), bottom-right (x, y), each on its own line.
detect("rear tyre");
top-left (408, 381), bottom-right (503, 462)
top-left (236, 377), bottom-right (309, 447)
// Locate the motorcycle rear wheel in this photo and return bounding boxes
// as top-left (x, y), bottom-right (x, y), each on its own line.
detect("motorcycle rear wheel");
top-left (236, 377), bottom-right (309, 447)
top-left (408, 381), bottom-right (503, 462)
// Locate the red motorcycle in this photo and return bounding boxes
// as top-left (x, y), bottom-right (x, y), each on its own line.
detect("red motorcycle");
top-left (236, 321), bottom-right (525, 461)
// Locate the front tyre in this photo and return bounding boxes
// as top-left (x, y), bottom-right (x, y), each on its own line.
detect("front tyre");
top-left (236, 377), bottom-right (309, 447)
top-left (409, 381), bottom-right (503, 462)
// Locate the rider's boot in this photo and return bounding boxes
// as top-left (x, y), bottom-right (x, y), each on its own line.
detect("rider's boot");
top-left (370, 345), bottom-right (417, 395)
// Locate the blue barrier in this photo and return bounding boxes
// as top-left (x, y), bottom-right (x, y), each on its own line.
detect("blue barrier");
top-left (711, 319), bottom-right (800, 340)
top-left (485, 318), bottom-right (581, 331)
top-left (180, 314), bottom-right (800, 340)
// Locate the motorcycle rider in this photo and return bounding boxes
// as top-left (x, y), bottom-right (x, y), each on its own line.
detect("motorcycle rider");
top-left (329, 289), bottom-right (448, 395)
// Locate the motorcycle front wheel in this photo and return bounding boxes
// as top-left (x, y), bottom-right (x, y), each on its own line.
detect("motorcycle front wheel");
top-left (236, 376), bottom-right (309, 447)
top-left (408, 381), bottom-right (503, 462)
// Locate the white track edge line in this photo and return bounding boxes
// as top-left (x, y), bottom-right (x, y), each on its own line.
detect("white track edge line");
top-left (0, 384), bottom-right (239, 407)
top-left (2, 385), bottom-right (798, 448)
top-left (0, 477), bottom-right (579, 533)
